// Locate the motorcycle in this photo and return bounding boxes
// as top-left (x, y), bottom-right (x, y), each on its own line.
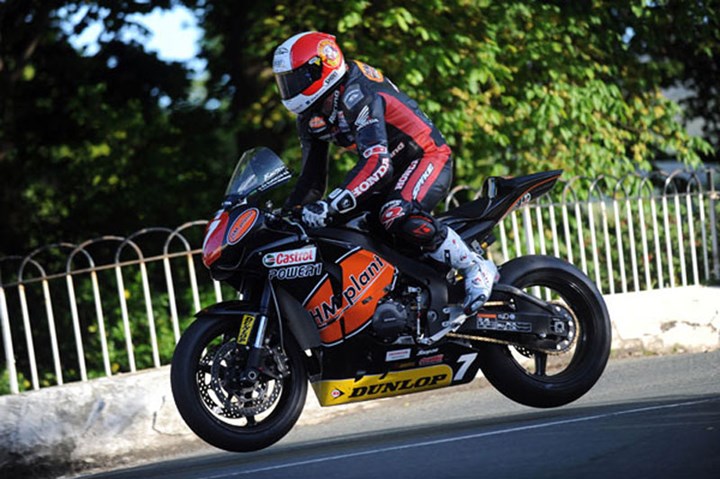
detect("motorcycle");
top-left (170, 147), bottom-right (611, 452)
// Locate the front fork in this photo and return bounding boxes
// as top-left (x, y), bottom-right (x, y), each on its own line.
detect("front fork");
top-left (242, 280), bottom-right (272, 382)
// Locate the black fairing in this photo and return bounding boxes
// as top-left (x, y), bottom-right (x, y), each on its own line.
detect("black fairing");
top-left (440, 170), bottom-right (562, 242)
top-left (210, 204), bottom-right (303, 289)
top-left (200, 147), bottom-right (565, 396)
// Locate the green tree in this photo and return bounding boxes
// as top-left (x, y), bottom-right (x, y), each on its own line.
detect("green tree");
top-left (1, 0), bottom-right (715, 257)
top-left (0, 1), bottom-right (231, 256)
top-left (197, 0), bottom-right (711, 191)
top-left (614, 0), bottom-right (720, 159)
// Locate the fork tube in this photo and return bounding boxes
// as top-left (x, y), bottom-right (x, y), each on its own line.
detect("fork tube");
top-left (247, 280), bottom-right (272, 370)
top-left (253, 315), bottom-right (269, 349)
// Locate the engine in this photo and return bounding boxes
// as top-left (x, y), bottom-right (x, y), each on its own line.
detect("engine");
top-left (371, 301), bottom-right (411, 338)
top-left (371, 286), bottom-right (426, 340)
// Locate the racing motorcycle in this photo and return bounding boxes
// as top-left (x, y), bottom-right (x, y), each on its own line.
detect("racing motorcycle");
top-left (170, 147), bottom-right (611, 452)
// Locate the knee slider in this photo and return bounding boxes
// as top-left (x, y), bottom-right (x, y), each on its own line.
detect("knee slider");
top-left (400, 214), bottom-right (439, 246)
top-left (380, 200), bottom-right (445, 248)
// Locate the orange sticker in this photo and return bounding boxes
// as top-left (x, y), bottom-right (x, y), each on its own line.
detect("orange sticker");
top-left (355, 60), bottom-right (384, 82)
top-left (309, 115), bottom-right (327, 130)
top-left (305, 249), bottom-right (395, 345)
top-left (227, 208), bottom-right (259, 245)
top-left (318, 39), bottom-right (341, 68)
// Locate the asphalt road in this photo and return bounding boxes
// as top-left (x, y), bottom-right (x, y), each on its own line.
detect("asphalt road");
top-left (82, 351), bottom-right (720, 479)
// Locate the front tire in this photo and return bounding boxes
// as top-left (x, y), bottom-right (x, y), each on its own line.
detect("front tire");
top-left (171, 316), bottom-right (307, 452)
top-left (477, 255), bottom-right (611, 408)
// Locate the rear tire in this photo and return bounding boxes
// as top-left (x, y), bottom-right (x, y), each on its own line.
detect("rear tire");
top-left (476, 255), bottom-right (611, 408)
top-left (171, 316), bottom-right (307, 452)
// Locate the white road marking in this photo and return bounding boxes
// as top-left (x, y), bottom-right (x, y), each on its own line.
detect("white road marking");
top-left (201, 397), bottom-right (719, 478)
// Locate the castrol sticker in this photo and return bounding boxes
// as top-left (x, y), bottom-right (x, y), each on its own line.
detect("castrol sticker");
top-left (263, 247), bottom-right (317, 268)
top-left (227, 208), bottom-right (259, 245)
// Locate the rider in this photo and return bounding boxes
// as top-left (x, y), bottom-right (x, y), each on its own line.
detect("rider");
top-left (273, 31), bottom-right (498, 314)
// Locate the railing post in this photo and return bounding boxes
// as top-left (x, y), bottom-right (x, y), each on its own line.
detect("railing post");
top-left (17, 284), bottom-right (39, 390)
top-left (708, 169), bottom-right (719, 281)
top-left (0, 284), bottom-right (19, 394)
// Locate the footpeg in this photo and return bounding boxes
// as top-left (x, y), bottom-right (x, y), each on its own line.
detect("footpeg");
top-left (418, 306), bottom-right (469, 345)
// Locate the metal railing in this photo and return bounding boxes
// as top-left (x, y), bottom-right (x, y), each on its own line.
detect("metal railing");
top-left (446, 168), bottom-right (720, 295)
top-left (1, 168), bottom-right (718, 394)
top-left (0, 222), bottom-right (226, 394)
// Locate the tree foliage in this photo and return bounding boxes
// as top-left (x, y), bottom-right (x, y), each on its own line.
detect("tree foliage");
top-left (0, 0), bottom-right (716, 256)
top-left (212, 0), bottom-right (712, 184)
top-left (618, 0), bottom-right (720, 154)
top-left (0, 0), bottom-right (231, 255)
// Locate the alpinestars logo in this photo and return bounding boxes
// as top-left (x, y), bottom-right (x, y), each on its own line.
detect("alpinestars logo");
top-left (381, 201), bottom-right (404, 228)
top-left (328, 90), bottom-right (341, 123)
top-left (362, 144), bottom-right (388, 159)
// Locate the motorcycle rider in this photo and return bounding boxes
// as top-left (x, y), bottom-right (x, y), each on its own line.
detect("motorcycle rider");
top-left (273, 31), bottom-right (498, 314)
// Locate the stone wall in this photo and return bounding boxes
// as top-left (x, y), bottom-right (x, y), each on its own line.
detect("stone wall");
top-left (605, 286), bottom-right (720, 354)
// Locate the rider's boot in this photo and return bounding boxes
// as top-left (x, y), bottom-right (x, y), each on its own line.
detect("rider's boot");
top-left (428, 227), bottom-right (499, 315)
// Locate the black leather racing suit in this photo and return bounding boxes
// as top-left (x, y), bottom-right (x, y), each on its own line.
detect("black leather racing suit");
top-left (286, 60), bottom-right (453, 248)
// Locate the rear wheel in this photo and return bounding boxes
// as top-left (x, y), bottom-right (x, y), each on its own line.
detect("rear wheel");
top-left (171, 316), bottom-right (307, 451)
top-left (476, 255), bottom-right (611, 408)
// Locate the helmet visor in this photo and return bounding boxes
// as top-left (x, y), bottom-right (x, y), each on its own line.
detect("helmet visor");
top-left (275, 57), bottom-right (323, 100)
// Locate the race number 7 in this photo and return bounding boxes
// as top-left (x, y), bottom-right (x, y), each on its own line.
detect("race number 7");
top-left (454, 353), bottom-right (478, 381)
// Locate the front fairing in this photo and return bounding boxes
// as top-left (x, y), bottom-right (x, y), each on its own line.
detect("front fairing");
top-left (202, 147), bottom-right (292, 271)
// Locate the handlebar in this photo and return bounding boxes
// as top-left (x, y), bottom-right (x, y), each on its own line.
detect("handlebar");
top-left (265, 206), bottom-right (309, 240)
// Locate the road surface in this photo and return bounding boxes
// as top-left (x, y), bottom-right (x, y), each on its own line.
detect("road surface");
top-left (81, 351), bottom-right (720, 479)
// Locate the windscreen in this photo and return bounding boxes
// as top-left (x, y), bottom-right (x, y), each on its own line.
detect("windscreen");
top-left (224, 147), bottom-right (292, 200)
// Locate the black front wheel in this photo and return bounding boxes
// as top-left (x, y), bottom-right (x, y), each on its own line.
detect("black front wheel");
top-left (171, 316), bottom-right (307, 452)
top-left (477, 255), bottom-right (611, 408)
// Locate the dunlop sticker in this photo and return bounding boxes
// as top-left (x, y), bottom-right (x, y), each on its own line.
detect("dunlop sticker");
top-left (311, 364), bottom-right (453, 406)
top-left (236, 314), bottom-right (256, 345)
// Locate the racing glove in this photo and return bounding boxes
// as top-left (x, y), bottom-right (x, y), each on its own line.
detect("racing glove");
top-left (301, 201), bottom-right (331, 228)
top-left (300, 188), bottom-right (357, 229)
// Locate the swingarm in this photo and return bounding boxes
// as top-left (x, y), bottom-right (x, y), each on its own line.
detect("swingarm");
top-left (457, 284), bottom-right (577, 353)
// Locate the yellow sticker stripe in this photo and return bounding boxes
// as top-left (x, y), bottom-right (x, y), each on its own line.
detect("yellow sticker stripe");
top-left (236, 314), bottom-right (255, 345)
top-left (311, 365), bottom-right (453, 406)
